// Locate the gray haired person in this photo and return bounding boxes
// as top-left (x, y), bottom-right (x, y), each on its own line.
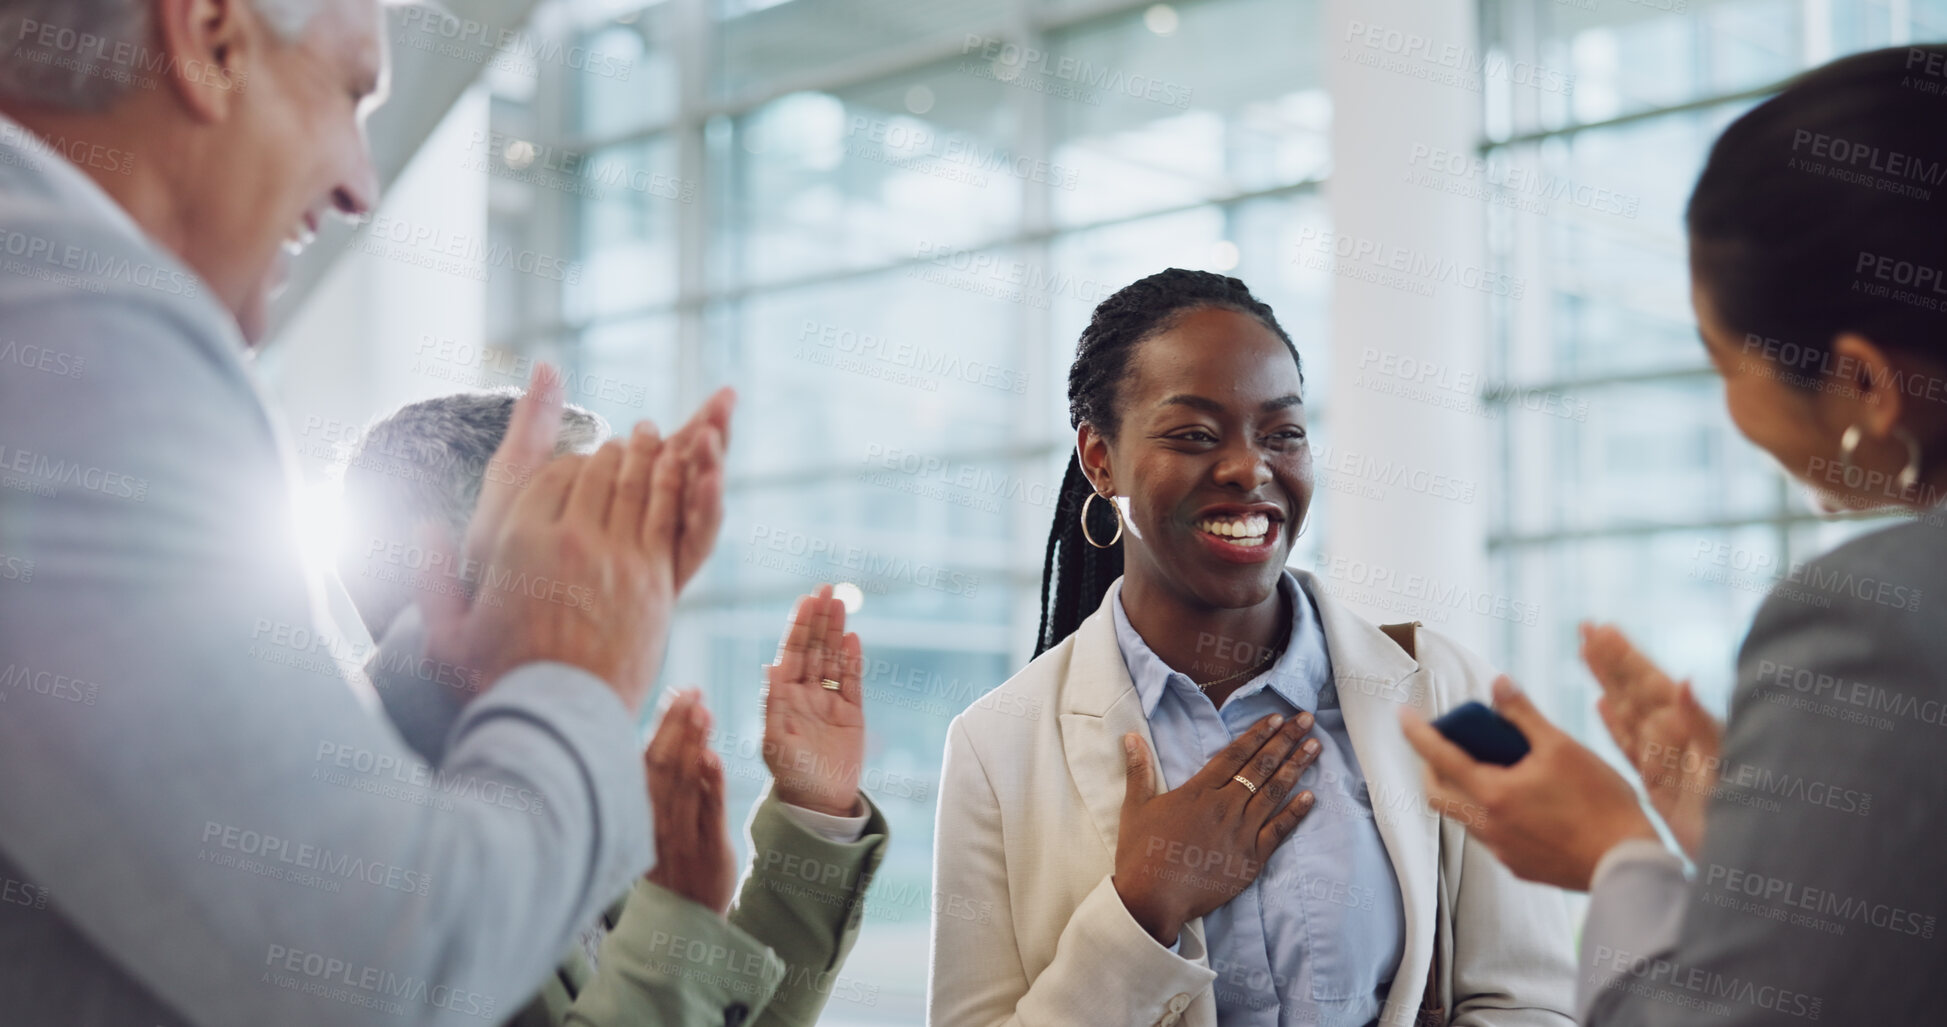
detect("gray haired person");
top-left (0, 1), bottom-right (734, 1024)
top-left (338, 389), bottom-right (612, 641)
top-left (338, 389), bottom-right (890, 1027)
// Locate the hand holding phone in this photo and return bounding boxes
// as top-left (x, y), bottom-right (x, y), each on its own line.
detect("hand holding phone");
top-left (1431, 700), bottom-right (1530, 766)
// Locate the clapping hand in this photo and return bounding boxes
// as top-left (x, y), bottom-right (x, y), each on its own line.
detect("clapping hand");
top-left (659, 388), bottom-right (734, 594)
top-left (1581, 622), bottom-right (1722, 858)
top-left (419, 370), bottom-right (736, 712)
top-left (644, 689), bottom-right (738, 916)
top-left (761, 585), bottom-right (866, 818)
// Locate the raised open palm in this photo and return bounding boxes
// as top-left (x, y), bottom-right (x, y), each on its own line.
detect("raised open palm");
top-left (1581, 622), bottom-right (1723, 858)
top-left (762, 585), bottom-right (866, 817)
top-left (644, 689), bottom-right (737, 915)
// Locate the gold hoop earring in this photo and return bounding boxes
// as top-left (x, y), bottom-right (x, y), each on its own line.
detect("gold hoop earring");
top-left (1840, 424), bottom-right (1925, 494)
top-left (1081, 491), bottom-right (1124, 548)
top-left (1896, 428), bottom-right (1925, 493)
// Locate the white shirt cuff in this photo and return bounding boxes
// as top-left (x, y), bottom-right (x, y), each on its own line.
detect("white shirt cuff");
top-left (1578, 838), bottom-right (1690, 1023)
top-left (776, 796), bottom-right (870, 844)
top-left (1592, 837), bottom-right (1682, 889)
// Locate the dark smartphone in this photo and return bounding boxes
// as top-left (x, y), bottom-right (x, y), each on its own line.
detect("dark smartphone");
top-left (1431, 701), bottom-right (1530, 766)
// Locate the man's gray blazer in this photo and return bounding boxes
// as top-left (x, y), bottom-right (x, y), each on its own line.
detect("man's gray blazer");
top-left (1580, 517), bottom-right (1947, 1024)
top-left (0, 126), bottom-right (650, 1025)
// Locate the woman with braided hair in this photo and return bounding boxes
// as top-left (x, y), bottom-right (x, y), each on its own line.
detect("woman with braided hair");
top-left (927, 269), bottom-right (1575, 1027)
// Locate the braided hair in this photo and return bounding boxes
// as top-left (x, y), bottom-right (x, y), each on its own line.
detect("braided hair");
top-left (1032, 268), bottom-right (1303, 658)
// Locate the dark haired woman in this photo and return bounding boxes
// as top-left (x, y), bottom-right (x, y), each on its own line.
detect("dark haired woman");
top-left (1399, 44), bottom-right (1947, 1027)
top-left (928, 270), bottom-right (1576, 1026)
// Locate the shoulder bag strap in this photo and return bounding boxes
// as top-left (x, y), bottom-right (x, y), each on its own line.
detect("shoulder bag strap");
top-left (1378, 621), bottom-right (1447, 1027)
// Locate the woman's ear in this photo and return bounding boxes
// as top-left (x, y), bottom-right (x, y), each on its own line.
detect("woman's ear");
top-left (1832, 332), bottom-right (1906, 440)
top-left (1077, 422), bottom-right (1114, 495)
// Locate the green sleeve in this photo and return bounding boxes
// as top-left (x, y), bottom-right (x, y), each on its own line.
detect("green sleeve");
top-left (515, 791), bottom-right (890, 1027)
top-left (559, 878), bottom-right (786, 1027)
top-left (729, 791), bottom-right (891, 1027)
top-left (501, 898), bottom-right (616, 1027)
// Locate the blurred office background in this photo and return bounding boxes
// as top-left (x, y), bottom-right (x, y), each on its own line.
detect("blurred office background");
top-left (261, 0), bottom-right (1946, 1020)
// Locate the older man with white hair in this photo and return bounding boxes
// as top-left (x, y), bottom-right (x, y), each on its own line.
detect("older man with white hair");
top-left (0, 2), bottom-right (732, 1025)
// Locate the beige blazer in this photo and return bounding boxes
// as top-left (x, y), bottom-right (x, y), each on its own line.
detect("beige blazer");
top-left (927, 570), bottom-right (1575, 1027)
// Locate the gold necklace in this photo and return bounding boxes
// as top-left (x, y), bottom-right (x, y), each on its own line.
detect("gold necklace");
top-left (1192, 617), bottom-right (1292, 692)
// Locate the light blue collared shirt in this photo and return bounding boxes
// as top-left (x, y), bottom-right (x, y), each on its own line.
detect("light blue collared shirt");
top-left (1111, 572), bottom-right (1404, 1027)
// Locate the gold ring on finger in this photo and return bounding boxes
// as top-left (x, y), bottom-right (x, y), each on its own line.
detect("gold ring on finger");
top-left (1231, 774), bottom-right (1259, 795)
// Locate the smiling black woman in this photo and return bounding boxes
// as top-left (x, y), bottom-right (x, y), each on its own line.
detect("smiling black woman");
top-left (1074, 303), bottom-right (1310, 710)
top-left (928, 268), bottom-right (1577, 1027)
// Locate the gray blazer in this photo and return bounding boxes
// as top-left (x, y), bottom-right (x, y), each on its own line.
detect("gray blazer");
top-left (1579, 517), bottom-right (1947, 1025)
top-left (0, 123), bottom-right (650, 1025)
